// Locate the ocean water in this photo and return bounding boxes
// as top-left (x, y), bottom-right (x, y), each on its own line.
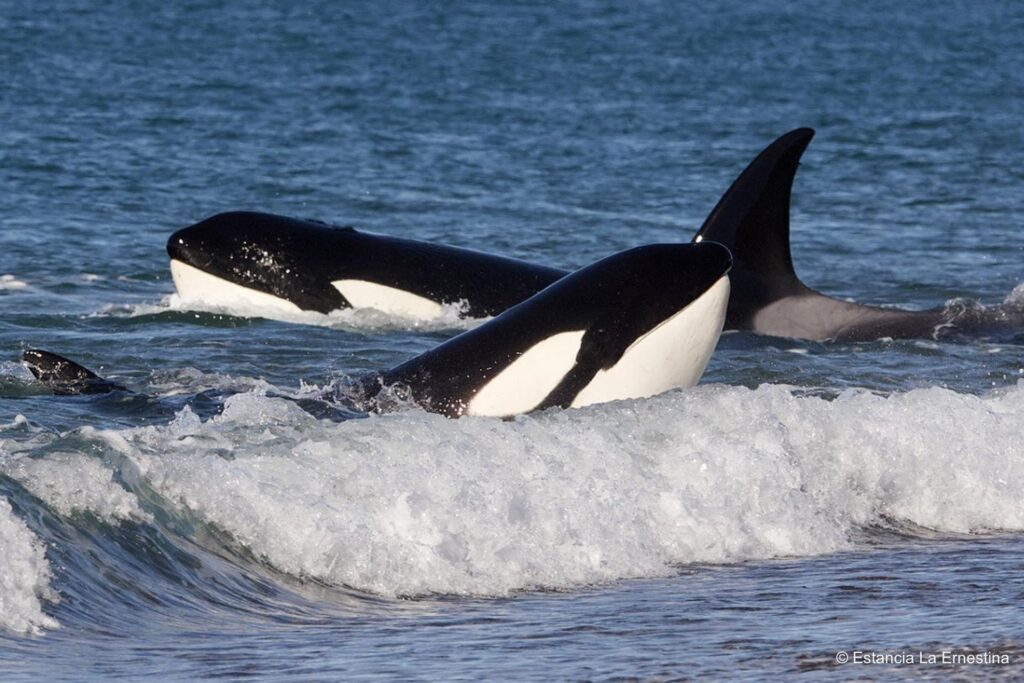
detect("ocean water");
top-left (2, 0), bottom-right (1024, 679)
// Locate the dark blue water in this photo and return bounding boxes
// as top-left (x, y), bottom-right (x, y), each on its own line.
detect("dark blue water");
top-left (2, 1), bottom-right (1024, 679)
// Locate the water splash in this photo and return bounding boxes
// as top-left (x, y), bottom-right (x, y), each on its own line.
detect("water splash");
top-left (17, 381), bottom-right (1018, 600)
top-left (93, 294), bottom-right (486, 333)
top-left (0, 499), bottom-right (58, 635)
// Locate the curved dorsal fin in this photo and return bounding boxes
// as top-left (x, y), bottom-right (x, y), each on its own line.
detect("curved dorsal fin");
top-left (22, 349), bottom-right (126, 395)
top-left (693, 128), bottom-right (814, 295)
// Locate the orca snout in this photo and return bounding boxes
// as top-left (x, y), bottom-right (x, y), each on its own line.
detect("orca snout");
top-left (166, 224), bottom-right (215, 269)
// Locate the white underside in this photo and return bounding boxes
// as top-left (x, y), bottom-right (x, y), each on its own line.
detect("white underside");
top-left (332, 280), bottom-right (444, 319)
top-left (170, 260), bottom-right (447, 320)
top-left (466, 330), bottom-right (586, 417)
top-left (571, 275), bottom-right (730, 408)
top-left (464, 275), bottom-right (730, 418)
top-left (170, 260), bottom-right (304, 315)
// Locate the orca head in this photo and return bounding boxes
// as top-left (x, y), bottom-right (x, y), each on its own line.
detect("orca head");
top-left (167, 212), bottom-right (348, 314)
top-left (387, 241), bottom-right (733, 417)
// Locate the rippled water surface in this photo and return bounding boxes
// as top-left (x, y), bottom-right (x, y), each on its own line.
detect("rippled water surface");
top-left (2, 1), bottom-right (1024, 680)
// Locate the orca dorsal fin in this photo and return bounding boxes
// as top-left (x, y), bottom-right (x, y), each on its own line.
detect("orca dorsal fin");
top-left (22, 349), bottom-right (126, 395)
top-left (693, 128), bottom-right (814, 297)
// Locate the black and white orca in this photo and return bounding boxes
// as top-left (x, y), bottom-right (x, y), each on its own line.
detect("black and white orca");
top-left (33, 242), bottom-right (732, 418)
top-left (369, 241), bottom-right (731, 416)
top-left (167, 212), bottom-right (565, 319)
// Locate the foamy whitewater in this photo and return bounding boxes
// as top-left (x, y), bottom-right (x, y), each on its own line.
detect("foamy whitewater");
top-left (0, 499), bottom-right (57, 635)
top-left (3, 381), bottom-right (1022, 635)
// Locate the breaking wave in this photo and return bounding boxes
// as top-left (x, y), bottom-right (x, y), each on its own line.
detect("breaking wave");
top-left (3, 381), bottom-right (1024, 634)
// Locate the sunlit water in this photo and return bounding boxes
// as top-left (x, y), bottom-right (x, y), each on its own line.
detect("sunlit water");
top-left (2, 1), bottom-right (1024, 679)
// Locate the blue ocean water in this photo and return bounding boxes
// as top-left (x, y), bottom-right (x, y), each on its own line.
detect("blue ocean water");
top-left (2, 0), bottom-right (1024, 679)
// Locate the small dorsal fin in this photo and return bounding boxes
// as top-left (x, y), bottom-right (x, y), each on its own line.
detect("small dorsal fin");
top-left (23, 349), bottom-right (100, 382)
top-left (693, 128), bottom-right (814, 296)
top-left (22, 349), bottom-right (126, 395)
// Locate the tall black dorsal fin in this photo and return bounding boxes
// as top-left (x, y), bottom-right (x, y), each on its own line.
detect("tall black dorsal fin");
top-left (22, 349), bottom-right (126, 395)
top-left (693, 128), bottom-right (814, 295)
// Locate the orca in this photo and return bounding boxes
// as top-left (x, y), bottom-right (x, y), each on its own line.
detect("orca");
top-left (32, 242), bottom-right (732, 418)
top-left (167, 212), bottom-right (566, 319)
top-left (694, 128), bottom-right (1023, 342)
top-left (368, 241), bottom-right (732, 417)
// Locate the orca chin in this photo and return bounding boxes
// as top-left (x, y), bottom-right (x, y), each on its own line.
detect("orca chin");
top-left (35, 242), bottom-right (732, 418)
top-left (169, 259), bottom-right (309, 316)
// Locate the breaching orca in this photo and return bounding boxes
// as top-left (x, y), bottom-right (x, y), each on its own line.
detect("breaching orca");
top-left (32, 242), bottom-right (733, 418)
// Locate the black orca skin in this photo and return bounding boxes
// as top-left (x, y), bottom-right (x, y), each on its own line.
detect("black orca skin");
top-left (22, 350), bottom-right (128, 395)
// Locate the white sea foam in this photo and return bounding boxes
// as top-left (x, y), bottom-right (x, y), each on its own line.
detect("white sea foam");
top-left (0, 274), bottom-right (28, 290)
top-left (80, 382), bottom-right (1024, 597)
top-left (0, 498), bottom-right (58, 635)
top-left (0, 362), bottom-right (34, 383)
top-left (95, 294), bottom-right (485, 333)
top-left (2, 452), bottom-right (151, 524)
top-left (1002, 281), bottom-right (1024, 308)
